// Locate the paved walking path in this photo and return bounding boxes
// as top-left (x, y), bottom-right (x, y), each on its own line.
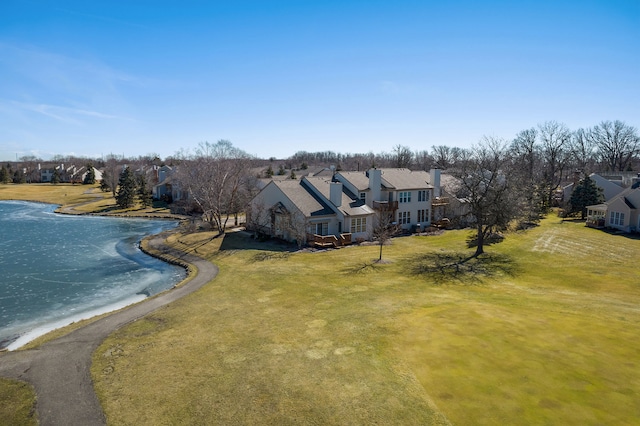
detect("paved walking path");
top-left (0, 235), bottom-right (218, 425)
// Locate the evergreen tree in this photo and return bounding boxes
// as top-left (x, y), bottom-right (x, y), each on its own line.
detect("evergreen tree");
top-left (51, 168), bottom-right (61, 184)
top-left (83, 163), bottom-right (96, 184)
top-left (265, 165), bottom-right (274, 177)
top-left (569, 175), bottom-right (604, 219)
top-left (136, 173), bottom-right (153, 207)
top-left (289, 170), bottom-right (297, 180)
top-left (115, 167), bottom-right (136, 208)
top-left (0, 165), bottom-right (8, 183)
top-left (99, 171), bottom-right (111, 192)
top-left (9, 168), bottom-right (24, 183)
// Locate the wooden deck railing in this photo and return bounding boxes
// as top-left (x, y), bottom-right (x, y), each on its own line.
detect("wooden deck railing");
top-left (431, 197), bottom-right (450, 206)
top-left (309, 233), bottom-right (353, 248)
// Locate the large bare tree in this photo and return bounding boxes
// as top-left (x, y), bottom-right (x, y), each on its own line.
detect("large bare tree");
top-left (589, 120), bottom-right (640, 172)
top-left (538, 121), bottom-right (571, 208)
top-left (453, 137), bottom-right (520, 256)
top-left (510, 128), bottom-right (541, 220)
top-left (569, 128), bottom-right (597, 175)
top-left (102, 155), bottom-right (124, 197)
top-left (176, 140), bottom-right (252, 235)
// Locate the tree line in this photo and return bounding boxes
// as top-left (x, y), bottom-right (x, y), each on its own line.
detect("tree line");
top-left (2, 119), bottom-right (638, 252)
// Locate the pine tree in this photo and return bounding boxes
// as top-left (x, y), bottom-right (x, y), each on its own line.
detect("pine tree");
top-left (116, 167), bottom-right (136, 208)
top-left (136, 173), bottom-right (153, 207)
top-left (99, 171), bottom-right (111, 192)
top-left (569, 176), bottom-right (604, 219)
top-left (83, 163), bottom-right (96, 184)
top-left (265, 165), bottom-right (274, 177)
top-left (0, 165), bottom-right (8, 184)
top-left (51, 169), bottom-right (61, 184)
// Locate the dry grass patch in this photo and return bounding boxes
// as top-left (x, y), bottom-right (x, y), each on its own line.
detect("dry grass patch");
top-left (0, 378), bottom-right (37, 425)
top-left (0, 183), bottom-right (104, 206)
top-left (93, 217), bottom-right (640, 425)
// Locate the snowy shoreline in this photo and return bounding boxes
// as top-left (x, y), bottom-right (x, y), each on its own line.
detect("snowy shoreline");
top-left (3, 294), bottom-right (147, 351)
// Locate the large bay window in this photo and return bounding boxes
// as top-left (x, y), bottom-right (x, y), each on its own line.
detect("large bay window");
top-left (350, 217), bottom-right (367, 233)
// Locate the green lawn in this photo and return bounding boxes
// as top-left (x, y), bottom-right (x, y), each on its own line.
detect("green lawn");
top-left (0, 378), bottom-right (37, 425)
top-left (91, 216), bottom-right (640, 425)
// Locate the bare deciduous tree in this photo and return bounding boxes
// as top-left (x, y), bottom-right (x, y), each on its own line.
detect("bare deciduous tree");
top-left (103, 155), bottom-right (124, 198)
top-left (175, 140), bottom-right (252, 235)
top-left (538, 121), bottom-right (571, 208)
top-left (570, 128), bottom-right (597, 175)
top-left (589, 120), bottom-right (640, 172)
top-left (453, 137), bottom-right (520, 257)
top-left (510, 128), bottom-right (542, 221)
top-left (372, 205), bottom-right (397, 262)
top-left (393, 144), bottom-right (413, 168)
top-left (431, 145), bottom-right (461, 169)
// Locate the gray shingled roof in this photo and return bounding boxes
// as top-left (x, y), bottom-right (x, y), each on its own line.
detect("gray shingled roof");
top-left (378, 168), bottom-right (433, 190)
top-left (272, 180), bottom-right (334, 217)
top-left (338, 169), bottom-right (434, 191)
top-left (303, 177), bottom-right (374, 217)
top-left (337, 171), bottom-right (370, 191)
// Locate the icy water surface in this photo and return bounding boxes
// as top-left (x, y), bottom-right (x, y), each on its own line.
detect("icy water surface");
top-left (0, 201), bottom-right (186, 349)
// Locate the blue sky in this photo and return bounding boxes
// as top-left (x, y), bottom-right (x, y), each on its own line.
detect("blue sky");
top-left (1, 0), bottom-right (638, 161)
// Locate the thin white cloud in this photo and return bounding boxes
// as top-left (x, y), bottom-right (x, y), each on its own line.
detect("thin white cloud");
top-left (11, 101), bottom-right (130, 125)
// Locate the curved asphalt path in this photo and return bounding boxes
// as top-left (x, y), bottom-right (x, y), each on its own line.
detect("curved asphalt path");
top-left (0, 235), bottom-right (218, 425)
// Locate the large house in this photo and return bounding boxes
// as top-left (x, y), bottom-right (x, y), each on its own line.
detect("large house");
top-left (586, 185), bottom-right (640, 232)
top-left (248, 168), bottom-right (439, 246)
top-left (562, 173), bottom-right (625, 204)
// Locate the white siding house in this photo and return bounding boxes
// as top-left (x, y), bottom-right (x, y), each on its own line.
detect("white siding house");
top-left (336, 168), bottom-right (434, 231)
top-left (586, 186), bottom-right (640, 232)
top-left (248, 176), bottom-right (374, 246)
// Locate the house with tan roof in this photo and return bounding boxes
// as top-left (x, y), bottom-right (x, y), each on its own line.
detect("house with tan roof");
top-left (586, 185), bottom-right (640, 232)
top-left (248, 168), bottom-right (438, 246)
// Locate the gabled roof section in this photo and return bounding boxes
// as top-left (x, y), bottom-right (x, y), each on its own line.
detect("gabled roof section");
top-left (603, 186), bottom-right (640, 210)
top-left (303, 176), bottom-right (374, 217)
top-left (338, 168), bottom-right (434, 191)
top-left (272, 179), bottom-right (334, 217)
top-left (378, 168), bottom-right (433, 190)
top-left (337, 171), bottom-right (370, 191)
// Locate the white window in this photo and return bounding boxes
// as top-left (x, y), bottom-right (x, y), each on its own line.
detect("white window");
top-left (399, 191), bottom-right (411, 203)
top-left (350, 217), bottom-right (367, 233)
top-left (314, 222), bottom-right (329, 235)
top-left (418, 190), bottom-right (429, 202)
top-left (610, 211), bottom-right (625, 226)
top-left (417, 209), bottom-right (428, 223)
top-left (359, 192), bottom-right (366, 201)
top-left (398, 211), bottom-right (411, 225)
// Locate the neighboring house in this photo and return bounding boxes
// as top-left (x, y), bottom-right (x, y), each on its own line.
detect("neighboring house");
top-left (433, 172), bottom-right (471, 226)
top-left (335, 168), bottom-right (435, 231)
top-left (249, 176), bottom-right (374, 246)
top-left (152, 165), bottom-right (184, 201)
top-left (586, 186), bottom-right (640, 232)
top-left (39, 163), bottom-right (98, 183)
top-left (563, 173), bottom-right (625, 204)
top-left (248, 168), bottom-right (439, 247)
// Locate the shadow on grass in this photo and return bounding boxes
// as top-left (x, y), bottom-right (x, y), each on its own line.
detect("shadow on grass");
top-left (466, 232), bottom-right (504, 249)
top-left (404, 251), bottom-right (518, 285)
top-left (342, 261), bottom-right (384, 275)
top-left (217, 231), bottom-right (299, 261)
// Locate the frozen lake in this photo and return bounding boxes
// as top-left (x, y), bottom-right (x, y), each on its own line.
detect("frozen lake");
top-left (0, 201), bottom-right (186, 350)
